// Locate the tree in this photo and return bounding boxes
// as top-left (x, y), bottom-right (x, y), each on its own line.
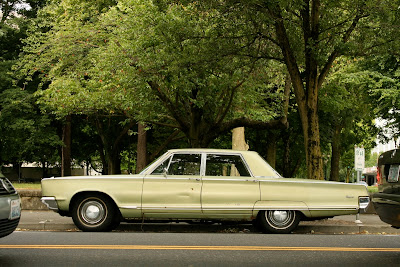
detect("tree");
top-left (94, 1), bottom-right (288, 148)
top-left (14, 0), bottom-right (139, 174)
top-left (319, 58), bottom-right (378, 181)
top-left (0, 0), bottom-right (60, 176)
top-left (0, 88), bottom-right (62, 174)
top-left (18, 0), bottom-right (288, 154)
top-left (200, 0), bottom-right (400, 179)
top-left (366, 55), bottom-right (400, 141)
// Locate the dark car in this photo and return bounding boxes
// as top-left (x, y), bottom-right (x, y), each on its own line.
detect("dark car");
top-left (0, 172), bottom-right (21, 238)
top-left (372, 149), bottom-right (400, 228)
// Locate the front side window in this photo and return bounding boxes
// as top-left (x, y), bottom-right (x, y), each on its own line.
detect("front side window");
top-left (205, 154), bottom-right (250, 177)
top-left (168, 154), bottom-right (201, 176)
top-left (151, 155), bottom-right (171, 175)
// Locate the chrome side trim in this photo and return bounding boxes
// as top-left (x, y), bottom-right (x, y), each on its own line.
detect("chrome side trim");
top-left (257, 179), bottom-right (363, 186)
top-left (41, 176), bottom-right (144, 181)
top-left (119, 206), bottom-right (139, 209)
top-left (144, 177), bottom-right (200, 181)
top-left (201, 178), bottom-right (257, 182)
top-left (41, 197), bottom-right (59, 211)
top-left (141, 207), bottom-right (202, 211)
top-left (135, 206), bottom-right (358, 211)
top-left (253, 207), bottom-right (309, 211)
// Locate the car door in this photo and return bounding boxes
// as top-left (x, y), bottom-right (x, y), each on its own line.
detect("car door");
top-left (201, 153), bottom-right (260, 218)
top-left (141, 153), bottom-right (202, 217)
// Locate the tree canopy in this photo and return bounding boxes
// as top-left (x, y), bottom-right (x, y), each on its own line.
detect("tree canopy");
top-left (4, 0), bottom-right (400, 179)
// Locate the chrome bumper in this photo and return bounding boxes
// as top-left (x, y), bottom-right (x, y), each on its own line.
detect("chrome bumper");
top-left (41, 197), bottom-right (59, 211)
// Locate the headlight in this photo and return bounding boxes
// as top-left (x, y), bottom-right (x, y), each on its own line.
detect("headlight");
top-left (359, 196), bottom-right (370, 209)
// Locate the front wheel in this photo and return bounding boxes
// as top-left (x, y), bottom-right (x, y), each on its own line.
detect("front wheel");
top-left (71, 194), bottom-right (120, 232)
top-left (257, 210), bottom-right (300, 234)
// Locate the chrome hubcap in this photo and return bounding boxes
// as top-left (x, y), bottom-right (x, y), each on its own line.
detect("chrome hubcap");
top-left (272, 211), bottom-right (288, 222)
top-left (80, 200), bottom-right (105, 225)
top-left (265, 210), bottom-right (294, 229)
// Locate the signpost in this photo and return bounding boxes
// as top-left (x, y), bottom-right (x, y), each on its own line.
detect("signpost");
top-left (354, 146), bottom-right (365, 176)
top-left (354, 146), bottom-right (365, 223)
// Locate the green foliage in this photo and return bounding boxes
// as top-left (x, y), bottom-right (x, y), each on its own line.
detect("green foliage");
top-left (365, 152), bottom-right (379, 168)
top-left (0, 0), bottom-right (62, 166)
top-left (7, 0), bottom-right (400, 176)
top-left (0, 88), bottom-right (62, 164)
top-left (16, 0), bottom-right (286, 149)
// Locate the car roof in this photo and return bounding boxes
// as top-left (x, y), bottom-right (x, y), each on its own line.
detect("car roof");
top-left (167, 148), bottom-right (257, 155)
top-left (378, 149), bottom-right (400, 165)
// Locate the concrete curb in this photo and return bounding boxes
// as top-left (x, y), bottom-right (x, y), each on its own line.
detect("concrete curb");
top-left (17, 189), bottom-right (48, 210)
top-left (17, 223), bottom-right (400, 234)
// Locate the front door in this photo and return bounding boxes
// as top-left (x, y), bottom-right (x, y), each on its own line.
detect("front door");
top-left (142, 153), bottom-right (202, 218)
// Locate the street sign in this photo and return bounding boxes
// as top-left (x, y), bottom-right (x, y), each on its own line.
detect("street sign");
top-left (354, 146), bottom-right (365, 171)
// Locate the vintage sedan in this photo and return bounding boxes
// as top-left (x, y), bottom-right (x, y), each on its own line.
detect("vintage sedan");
top-left (41, 149), bottom-right (370, 234)
top-left (0, 172), bottom-right (21, 238)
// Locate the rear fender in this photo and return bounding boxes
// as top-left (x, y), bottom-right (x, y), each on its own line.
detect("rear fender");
top-left (253, 201), bottom-right (311, 218)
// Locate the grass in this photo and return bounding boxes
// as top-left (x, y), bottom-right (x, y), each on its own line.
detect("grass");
top-left (367, 186), bottom-right (379, 193)
top-left (13, 182), bottom-right (41, 190)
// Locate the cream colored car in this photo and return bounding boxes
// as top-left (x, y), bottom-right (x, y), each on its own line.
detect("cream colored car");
top-left (41, 149), bottom-right (370, 233)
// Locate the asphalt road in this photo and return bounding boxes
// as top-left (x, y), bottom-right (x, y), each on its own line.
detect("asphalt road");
top-left (1, 232), bottom-right (400, 266)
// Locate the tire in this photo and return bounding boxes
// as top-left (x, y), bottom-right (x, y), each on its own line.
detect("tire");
top-left (257, 210), bottom-right (300, 234)
top-left (71, 194), bottom-right (120, 232)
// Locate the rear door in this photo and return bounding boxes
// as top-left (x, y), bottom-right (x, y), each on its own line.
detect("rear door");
top-left (201, 153), bottom-right (260, 217)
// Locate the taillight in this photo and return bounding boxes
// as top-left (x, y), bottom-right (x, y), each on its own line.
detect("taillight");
top-left (377, 166), bottom-right (382, 185)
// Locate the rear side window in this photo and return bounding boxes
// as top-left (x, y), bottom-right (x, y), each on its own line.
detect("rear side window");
top-left (205, 154), bottom-right (250, 177)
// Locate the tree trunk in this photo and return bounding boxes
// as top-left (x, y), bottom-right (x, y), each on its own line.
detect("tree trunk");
top-left (232, 127), bottom-right (248, 151)
top-left (232, 127), bottom-right (248, 176)
top-left (266, 133), bottom-right (276, 169)
top-left (273, 8), bottom-right (324, 180)
top-left (304, 109), bottom-right (324, 180)
top-left (94, 118), bottom-right (135, 174)
top-left (61, 115), bottom-right (72, 177)
top-left (330, 124), bottom-right (342, 181)
top-left (136, 123), bottom-right (148, 173)
top-left (107, 152), bottom-right (121, 175)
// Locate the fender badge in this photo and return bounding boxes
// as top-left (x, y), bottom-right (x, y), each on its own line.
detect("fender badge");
top-left (346, 195), bottom-right (354, 198)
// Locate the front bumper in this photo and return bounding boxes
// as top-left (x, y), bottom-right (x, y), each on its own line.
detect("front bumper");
top-left (0, 193), bottom-right (21, 238)
top-left (372, 193), bottom-right (400, 228)
top-left (41, 197), bottom-right (59, 211)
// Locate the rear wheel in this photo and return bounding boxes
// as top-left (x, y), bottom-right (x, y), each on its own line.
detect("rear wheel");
top-left (71, 194), bottom-right (120, 232)
top-left (257, 210), bottom-right (300, 234)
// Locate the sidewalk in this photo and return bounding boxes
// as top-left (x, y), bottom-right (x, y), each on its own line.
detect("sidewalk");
top-left (16, 210), bottom-right (400, 234)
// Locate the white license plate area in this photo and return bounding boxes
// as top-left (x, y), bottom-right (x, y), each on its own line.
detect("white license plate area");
top-left (9, 199), bottom-right (21, 220)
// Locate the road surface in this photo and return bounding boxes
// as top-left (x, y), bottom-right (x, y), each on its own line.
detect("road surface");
top-left (1, 231), bottom-right (399, 266)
